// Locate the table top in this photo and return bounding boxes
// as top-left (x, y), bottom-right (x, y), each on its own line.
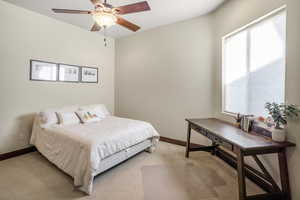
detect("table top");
top-left (186, 118), bottom-right (295, 151)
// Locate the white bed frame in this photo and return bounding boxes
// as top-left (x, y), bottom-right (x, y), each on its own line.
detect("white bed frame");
top-left (74, 139), bottom-right (154, 193)
top-left (93, 139), bottom-right (153, 176)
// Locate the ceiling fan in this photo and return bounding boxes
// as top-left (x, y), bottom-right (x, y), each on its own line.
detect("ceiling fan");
top-left (52, 0), bottom-right (151, 32)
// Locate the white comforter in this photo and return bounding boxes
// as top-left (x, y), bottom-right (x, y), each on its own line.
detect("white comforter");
top-left (30, 116), bottom-right (159, 194)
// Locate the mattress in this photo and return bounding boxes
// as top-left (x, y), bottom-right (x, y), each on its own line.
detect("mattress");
top-left (30, 116), bottom-right (159, 194)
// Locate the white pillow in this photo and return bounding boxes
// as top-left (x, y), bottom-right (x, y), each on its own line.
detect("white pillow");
top-left (39, 111), bottom-right (58, 128)
top-left (56, 111), bottom-right (80, 125)
top-left (59, 105), bottom-right (79, 112)
top-left (80, 104), bottom-right (111, 118)
top-left (76, 110), bottom-right (102, 123)
top-left (94, 105), bottom-right (110, 117)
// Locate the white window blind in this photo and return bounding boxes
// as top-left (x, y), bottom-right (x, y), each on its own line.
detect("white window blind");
top-left (222, 9), bottom-right (286, 117)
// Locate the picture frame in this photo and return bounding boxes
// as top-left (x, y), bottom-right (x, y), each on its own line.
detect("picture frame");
top-left (30, 60), bottom-right (58, 82)
top-left (81, 67), bottom-right (98, 83)
top-left (58, 64), bottom-right (80, 83)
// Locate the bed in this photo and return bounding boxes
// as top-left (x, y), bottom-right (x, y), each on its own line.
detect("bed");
top-left (30, 105), bottom-right (160, 195)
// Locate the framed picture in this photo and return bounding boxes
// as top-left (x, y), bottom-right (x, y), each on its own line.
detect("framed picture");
top-left (81, 67), bottom-right (98, 83)
top-left (30, 60), bottom-right (58, 81)
top-left (58, 64), bottom-right (80, 82)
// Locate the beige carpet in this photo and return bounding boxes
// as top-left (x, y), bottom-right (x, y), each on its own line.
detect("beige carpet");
top-left (0, 142), bottom-right (262, 200)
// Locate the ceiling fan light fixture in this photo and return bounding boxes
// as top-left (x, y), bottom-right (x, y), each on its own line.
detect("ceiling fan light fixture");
top-left (92, 12), bottom-right (117, 28)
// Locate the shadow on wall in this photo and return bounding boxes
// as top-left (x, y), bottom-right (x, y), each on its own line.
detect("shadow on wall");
top-left (11, 113), bottom-right (36, 149)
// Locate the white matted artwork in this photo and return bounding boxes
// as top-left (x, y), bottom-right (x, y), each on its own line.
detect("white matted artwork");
top-left (59, 64), bottom-right (80, 82)
top-left (30, 60), bottom-right (58, 81)
top-left (81, 67), bottom-right (98, 83)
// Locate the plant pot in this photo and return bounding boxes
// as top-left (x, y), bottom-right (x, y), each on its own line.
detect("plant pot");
top-left (272, 128), bottom-right (286, 142)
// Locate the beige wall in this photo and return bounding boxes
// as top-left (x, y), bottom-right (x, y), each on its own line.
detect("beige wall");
top-left (0, 1), bottom-right (115, 154)
top-left (212, 0), bottom-right (300, 198)
top-left (116, 16), bottom-right (215, 143)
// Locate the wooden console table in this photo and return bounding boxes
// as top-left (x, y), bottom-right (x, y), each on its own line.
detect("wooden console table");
top-left (185, 118), bottom-right (295, 200)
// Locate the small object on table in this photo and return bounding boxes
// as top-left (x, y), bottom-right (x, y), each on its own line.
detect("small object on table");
top-left (235, 113), bottom-right (242, 128)
top-left (252, 116), bottom-right (277, 139)
top-left (240, 115), bottom-right (254, 132)
top-left (235, 114), bottom-right (254, 132)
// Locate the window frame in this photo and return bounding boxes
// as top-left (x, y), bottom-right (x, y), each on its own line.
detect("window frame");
top-left (221, 6), bottom-right (287, 117)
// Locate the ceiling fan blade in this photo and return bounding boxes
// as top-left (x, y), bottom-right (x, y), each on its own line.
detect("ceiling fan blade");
top-left (52, 9), bottom-right (91, 14)
top-left (116, 17), bottom-right (140, 32)
top-left (90, 0), bottom-right (102, 6)
top-left (91, 23), bottom-right (101, 32)
top-left (116, 1), bottom-right (150, 15)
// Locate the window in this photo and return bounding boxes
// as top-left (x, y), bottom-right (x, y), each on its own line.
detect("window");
top-left (222, 8), bottom-right (286, 117)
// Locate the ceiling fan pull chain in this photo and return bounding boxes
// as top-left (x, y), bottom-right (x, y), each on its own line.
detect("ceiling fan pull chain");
top-left (104, 27), bottom-right (108, 47)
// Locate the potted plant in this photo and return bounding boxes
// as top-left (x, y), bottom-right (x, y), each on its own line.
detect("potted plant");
top-left (265, 102), bottom-right (300, 142)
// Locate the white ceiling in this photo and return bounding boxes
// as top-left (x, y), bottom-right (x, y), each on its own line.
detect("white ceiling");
top-left (4, 0), bottom-right (225, 38)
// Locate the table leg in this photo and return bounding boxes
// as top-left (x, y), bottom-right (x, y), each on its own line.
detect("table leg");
top-left (237, 149), bottom-right (246, 200)
top-left (185, 123), bottom-right (191, 158)
top-left (278, 149), bottom-right (291, 200)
